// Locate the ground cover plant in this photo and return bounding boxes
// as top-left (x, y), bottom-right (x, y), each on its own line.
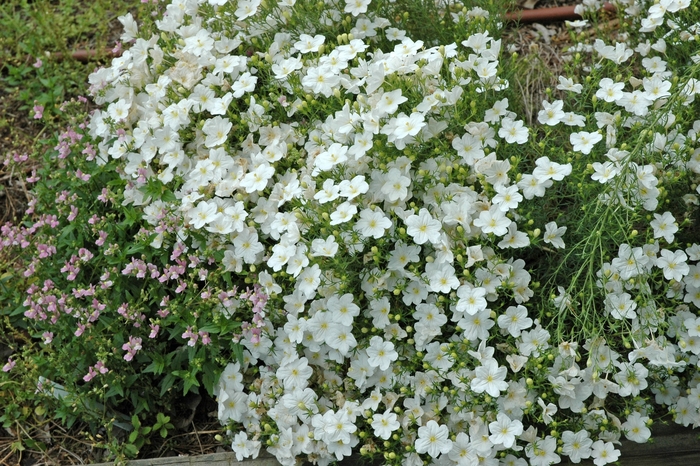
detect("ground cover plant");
top-left (2, 0), bottom-right (700, 465)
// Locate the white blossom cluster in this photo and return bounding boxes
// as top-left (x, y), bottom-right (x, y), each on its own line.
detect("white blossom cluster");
top-left (84, 0), bottom-right (700, 464)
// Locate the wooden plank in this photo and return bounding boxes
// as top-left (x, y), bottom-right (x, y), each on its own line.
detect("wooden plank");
top-left (79, 426), bottom-right (700, 466)
top-left (78, 452), bottom-right (282, 466)
top-left (565, 424), bottom-right (700, 466)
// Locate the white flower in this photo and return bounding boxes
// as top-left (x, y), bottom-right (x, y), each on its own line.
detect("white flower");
top-left (388, 241), bottom-right (420, 271)
top-left (596, 78), bottom-right (625, 102)
top-left (366, 336), bottom-right (398, 371)
top-left (231, 431), bottom-right (260, 462)
top-left (294, 34), bottom-right (325, 53)
top-left (188, 200), bottom-right (218, 229)
top-left (232, 71), bottom-right (257, 98)
top-left (488, 412), bottom-right (523, 448)
top-left (240, 162), bottom-right (275, 193)
top-left (391, 112), bottom-right (426, 140)
top-left (329, 201), bottom-right (357, 225)
top-left (543, 221), bottom-right (567, 249)
top-left (471, 359), bottom-right (508, 397)
top-left (405, 208), bottom-right (442, 245)
top-left (202, 116), bottom-right (232, 148)
top-left (561, 430), bottom-right (593, 463)
top-left (448, 432), bottom-right (478, 465)
top-left (456, 285), bottom-right (488, 315)
top-left (338, 175), bottom-right (368, 199)
top-left (537, 398), bottom-right (558, 425)
top-left (605, 292), bottom-right (637, 319)
top-left (354, 208), bottom-right (392, 239)
top-left (310, 235), bottom-right (339, 257)
top-left (497, 305), bottom-right (533, 337)
top-left (276, 357), bottom-right (313, 391)
top-left (425, 262), bottom-right (460, 294)
top-left (591, 161), bottom-right (619, 183)
top-left (557, 76), bottom-right (583, 93)
top-left (570, 130), bottom-right (603, 154)
top-left (380, 167), bottom-right (411, 201)
top-left (526, 436), bottom-right (560, 466)
top-left (473, 206), bottom-right (511, 236)
top-left (532, 156), bottom-right (572, 182)
top-left (325, 324), bottom-right (357, 356)
top-left (622, 411), bottom-right (651, 443)
top-left (371, 410), bottom-right (400, 440)
top-left (374, 89), bottom-right (407, 116)
top-left (590, 440), bottom-right (620, 466)
top-left (498, 117), bottom-right (529, 144)
top-left (234, 0), bottom-right (262, 20)
top-left (296, 264), bottom-right (321, 299)
top-left (415, 420), bottom-right (453, 458)
top-left (302, 66), bottom-right (340, 97)
top-left (656, 249), bottom-right (689, 282)
top-left (537, 99), bottom-right (565, 126)
top-left (650, 211), bottom-right (678, 243)
top-left (518, 174), bottom-right (552, 199)
top-left (617, 90), bottom-right (652, 116)
top-left (493, 184), bottom-right (523, 211)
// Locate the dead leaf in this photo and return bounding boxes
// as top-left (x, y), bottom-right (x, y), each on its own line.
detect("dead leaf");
top-left (522, 0), bottom-right (539, 9)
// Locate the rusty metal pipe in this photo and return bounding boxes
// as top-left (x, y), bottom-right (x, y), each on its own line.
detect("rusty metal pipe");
top-left (48, 3), bottom-right (618, 63)
top-left (505, 2), bottom-right (616, 23)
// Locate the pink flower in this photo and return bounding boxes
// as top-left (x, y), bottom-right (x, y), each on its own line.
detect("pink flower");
top-left (122, 336), bottom-right (143, 361)
top-left (95, 361), bottom-right (109, 374)
top-left (33, 58), bottom-right (43, 68)
top-left (182, 326), bottom-right (199, 346)
top-left (83, 367), bottom-right (97, 382)
top-left (33, 104), bottom-right (44, 120)
top-left (2, 358), bottom-right (15, 372)
top-left (42, 332), bottom-right (54, 344)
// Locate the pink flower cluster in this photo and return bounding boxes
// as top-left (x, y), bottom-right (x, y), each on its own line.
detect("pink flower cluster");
top-left (122, 336), bottom-right (142, 361)
top-left (83, 360), bottom-right (109, 382)
top-left (239, 284), bottom-right (268, 344)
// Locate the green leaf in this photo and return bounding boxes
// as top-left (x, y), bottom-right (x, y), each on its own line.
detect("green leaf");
top-left (125, 243), bottom-right (145, 255)
top-left (123, 443), bottom-right (139, 458)
top-left (233, 343), bottom-right (245, 365)
top-left (144, 358), bottom-right (165, 375)
top-left (106, 383), bottom-right (124, 398)
top-left (159, 374), bottom-right (176, 397)
top-left (182, 371), bottom-right (200, 395)
top-left (198, 324), bottom-right (222, 334)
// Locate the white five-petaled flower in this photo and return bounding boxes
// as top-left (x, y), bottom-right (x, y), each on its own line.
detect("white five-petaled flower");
top-left (471, 359), bottom-right (508, 397)
top-left (570, 130), bottom-right (603, 154)
top-left (590, 440), bottom-right (620, 466)
top-left (473, 206), bottom-right (511, 236)
top-left (202, 116), bottom-right (232, 148)
top-left (657, 249), bottom-right (689, 282)
top-left (366, 336), bottom-right (398, 371)
top-left (415, 420), bottom-right (453, 458)
top-left (371, 410), bottom-right (400, 440)
top-left (543, 221), bottom-right (567, 249)
top-left (498, 117), bottom-right (529, 144)
top-left (537, 99), bottom-right (565, 126)
top-left (650, 211), bottom-right (678, 243)
top-left (405, 208), bottom-right (442, 244)
top-left (488, 412), bottom-right (523, 448)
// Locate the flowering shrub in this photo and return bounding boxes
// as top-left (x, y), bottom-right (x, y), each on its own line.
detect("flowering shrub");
top-left (3, 0), bottom-right (700, 464)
